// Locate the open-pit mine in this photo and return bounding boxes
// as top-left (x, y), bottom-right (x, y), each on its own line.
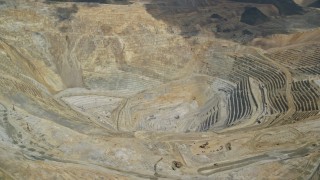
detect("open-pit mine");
top-left (0, 0), bottom-right (320, 179)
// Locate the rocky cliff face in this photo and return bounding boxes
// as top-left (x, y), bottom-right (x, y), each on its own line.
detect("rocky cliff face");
top-left (0, 0), bottom-right (320, 179)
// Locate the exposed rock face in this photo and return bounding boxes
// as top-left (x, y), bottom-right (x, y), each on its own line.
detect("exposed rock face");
top-left (0, 0), bottom-right (320, 179)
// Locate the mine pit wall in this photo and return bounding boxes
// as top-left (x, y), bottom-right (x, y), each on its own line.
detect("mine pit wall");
top-left (195, 97), bottom-right (221, 132)
top-left (36, 32), bottom-right (84, 88)
top-left (7, 31), bottom-right (82, 90)
top-left (1, 0), bottom-right (320, 133)
top-left (193, 77), bottom-right (259, 132)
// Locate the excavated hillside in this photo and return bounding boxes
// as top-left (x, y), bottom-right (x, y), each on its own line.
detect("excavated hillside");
top-left (0, 0), bottom-right (320, 179)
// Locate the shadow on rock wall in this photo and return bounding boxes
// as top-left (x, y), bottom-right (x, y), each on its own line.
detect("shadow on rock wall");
top-left (144, 0), bottom-right (317, 44)
top-left (230, 0), bottom-right (304, 15)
